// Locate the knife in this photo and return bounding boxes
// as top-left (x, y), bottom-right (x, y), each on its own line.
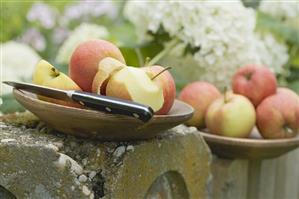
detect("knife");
top-left (3, 81), bottom-right (154, 122)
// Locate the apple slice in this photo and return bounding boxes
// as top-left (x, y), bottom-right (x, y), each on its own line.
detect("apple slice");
top-left (91, 57), bottom-right (126, 94)
top-left (106, 66), bottom-right (164, 112)
top-left (32, 60), bottom-right (82, 107)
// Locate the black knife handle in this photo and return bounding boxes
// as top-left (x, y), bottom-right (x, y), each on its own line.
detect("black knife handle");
top-left (71, 91), bottom-right (154, 122)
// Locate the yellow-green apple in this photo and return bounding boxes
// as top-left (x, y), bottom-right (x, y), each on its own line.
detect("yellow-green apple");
top-left (33, 60), bottom-right (82, 107)
top-left (232, 64), bottom-right (277, 107)
top-left (205, 92), bottom-right (256, 138)
top-left (91, 57), bottom-right (126, 94)
top-left (106, 66), bottom-right (164, 112)
top-left (142, 65), bottom-right (176, 115)
top-left (178, 82), bottom-right (221, 128)
top-left (256, 87), bottom-right (299, 139)
top-left (69, 39), bottom-right (125, 92)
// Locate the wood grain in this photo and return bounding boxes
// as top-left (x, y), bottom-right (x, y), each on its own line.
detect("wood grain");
top-left (13, 89), bottom-right (193, 141)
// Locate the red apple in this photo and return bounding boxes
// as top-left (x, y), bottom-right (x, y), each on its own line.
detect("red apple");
top-left (69, 39), bottom-right (125, 92)
top-left (256, 87), bottom-right (299, 139)
top-left (142, 65), bottom-right (176, 115)
top-left (178, 82), bottom-right (221, 128)
top-left (232, 64), bottom-right (277, 107)
top-left (205, 92), bottom-right (256, 138)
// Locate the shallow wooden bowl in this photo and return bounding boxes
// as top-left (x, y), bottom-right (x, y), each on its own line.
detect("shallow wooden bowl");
top-left (200, 130), bottom-right (299, 159)
top-left (13, 89), bottom-right (193, 141)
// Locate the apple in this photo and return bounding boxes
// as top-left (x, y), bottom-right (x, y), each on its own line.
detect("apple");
top-left (178, 82), bottom-right (221, 128)
top-left (91, 57), bottom-right (126, 94)
top-left (33, 60), bottom-right (82, 107)
top-left (256, 87), bottom-right (299, 139)
top-left (205, 92), bottom-right (256, 138)
top-left (142, 65), bottom-right (176, 115)
top-left (232, 64), bottom-right (277, 106)
top-left (106, 66), bottom-right (164, 112)
top-left (69, 39), bottom-right (125, 92)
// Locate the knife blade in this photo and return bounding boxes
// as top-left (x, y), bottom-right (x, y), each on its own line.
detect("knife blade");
top-left (3, 81), bottom-right (154, 122)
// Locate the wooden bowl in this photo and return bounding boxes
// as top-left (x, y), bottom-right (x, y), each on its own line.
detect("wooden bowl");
top-left (200, 129), bottom-right (299, 159)
top-left (13, 89), bottom-right (193, 141)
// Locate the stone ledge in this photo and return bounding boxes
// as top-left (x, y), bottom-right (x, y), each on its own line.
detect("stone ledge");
top-left (0, 113), bottom-right (211, 199)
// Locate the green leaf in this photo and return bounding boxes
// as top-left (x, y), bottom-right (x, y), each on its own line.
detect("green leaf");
top-left (289, 47), bottom-right (299, 69)
top-left (256, 12), bottom-right (299, 45)
top-left (287, 81), bottom-right (299, 94)
top-left (108, 21), bottom-right (139, 48)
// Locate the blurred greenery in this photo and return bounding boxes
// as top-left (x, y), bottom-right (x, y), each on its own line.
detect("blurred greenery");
top-left (0, 1), bottom-right (70, 42)
top-left (1, 94), bottom-right (25, 113)
top-left (256, 11), bottom-right (299, 94)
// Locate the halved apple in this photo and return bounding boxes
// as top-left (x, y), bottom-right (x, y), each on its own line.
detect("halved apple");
top-left (91, 57), bottom-right (126, 94)
top-left (106, 67), bottom-right (164, 112)
top-left (32, 60), bottom-right (82, 107)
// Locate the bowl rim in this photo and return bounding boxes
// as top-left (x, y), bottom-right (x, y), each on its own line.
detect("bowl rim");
top-left (13, 89), bottom-right (194, 120)
top-left (199, 131), bottom-right (299, 148)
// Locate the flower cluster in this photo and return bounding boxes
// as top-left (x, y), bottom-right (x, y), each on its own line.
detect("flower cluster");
top-left (20, 1), bottom-right (117, 54)
top-left (1, 42), bottom-right (41, 95)
top-left (62, 0), bottom-right (118, 25)
top-left (27, 2), bottom-right (57, 29)
top-left (124, 0), bottom-right (289, 88)
top-left (259, 0), bottom-right (299, 20)
top-left (18, 28), bottom-right (46, 52)
top-left (56, 23), bottom-right (109, 64)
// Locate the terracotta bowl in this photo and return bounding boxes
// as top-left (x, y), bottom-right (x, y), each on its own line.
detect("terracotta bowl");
top-left (13, 89), bottom-right (193, 141)
top-left (200, 129), bottom-right (299, 159)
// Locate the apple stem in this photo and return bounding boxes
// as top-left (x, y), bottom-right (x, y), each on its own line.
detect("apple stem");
top-left (146, 38), bottom-right (180, 66)
top-left (224, 86), bottom-right (229, 103)
top-left (144, 57), bottom-right (151, 66)
top-left (151, 66), bottom-right (172, 80)
top-left (135, 48), bottom-right (144, 66)
top-left (51, 67), bottom-right (60, 77)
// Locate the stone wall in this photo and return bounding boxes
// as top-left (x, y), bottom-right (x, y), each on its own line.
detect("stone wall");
top-left (0, 112), bottom-right (211, 199)
top-left (1, 112), bottom-right (298, 199)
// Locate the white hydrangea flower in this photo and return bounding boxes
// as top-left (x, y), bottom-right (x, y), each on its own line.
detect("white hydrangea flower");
top-left (56, 23), bottom-right (109, 64)
top-left (259, 0), bottom-right (299, 19)
top-left (1, 41), bottom-right (41, 96)
top-left (125, 0), bottom-right (289, 88)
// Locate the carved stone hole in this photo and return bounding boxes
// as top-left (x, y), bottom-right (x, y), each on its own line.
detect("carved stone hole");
top-left (145, 171), bottom-right (189, 199)
top-left (0, 185), bottom-right (16, 199)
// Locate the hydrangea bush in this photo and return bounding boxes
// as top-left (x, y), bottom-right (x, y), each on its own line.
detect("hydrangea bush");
top-left (124, 0), bottom-right (289, 89)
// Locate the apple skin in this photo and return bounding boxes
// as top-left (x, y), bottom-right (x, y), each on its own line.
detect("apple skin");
top-left (205, 93), bottom-right (256, 138)
top-left (178, 82), bottom-right (221, 128)
top-left (256, 87), bottom-right (299, 139)
top-left (69, 39), bottom-right (125, 92)
top-left (91, 57), bottom-right (126, 94)
top-left (232, 64), bottom-right (277, 107)
top-left (33, 60), bottom-right (82, 108)
top-left (142, 65), bottom-right (176, 115)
